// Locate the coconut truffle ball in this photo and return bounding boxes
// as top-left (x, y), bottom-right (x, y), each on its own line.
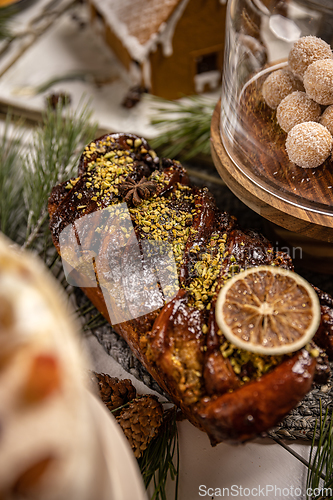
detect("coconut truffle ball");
top-left (276, 91), bottom-right (321, 132)
top-left (303, 59), bottom-right (333, 105)
top-left (262, 68), bottom-right (304, 109)
top-left (288, 36), bottom-right (332, 80)
top-left (285, 122), bottom-right (332, 168)
top-left (320, 105), bottom-right (333, 135)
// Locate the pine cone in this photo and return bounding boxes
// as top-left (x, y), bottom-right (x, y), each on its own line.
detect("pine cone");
top-left (93, 372), bottom-right (136, 413)
top-left (116, 395), bottom-right (164, 458)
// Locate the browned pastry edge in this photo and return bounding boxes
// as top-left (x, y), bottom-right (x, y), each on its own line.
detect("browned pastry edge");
top-left (194, 349), bottom-right (316, 443)
top-left (77, 284), bottom-right (317, 443)
top-left (48, 132), bottom-right (332, 444)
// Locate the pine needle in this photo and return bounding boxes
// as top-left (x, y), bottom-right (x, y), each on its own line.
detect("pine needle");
top-left (148, 95), bottom-right (217, 161)
top-left (138, 406), bottom-right (180, 500)
top-left (0, 115), bottom-right (25, 242)
top-left (306, 400), bottom-right (333, 500)
top-left (21, 99), bottom-right (98, 250)
top-left (0, 6), bottom-right (13, 40)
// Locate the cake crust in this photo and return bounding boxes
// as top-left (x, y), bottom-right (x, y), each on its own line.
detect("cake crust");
top-left (49, 132), bottom-right (333, 443)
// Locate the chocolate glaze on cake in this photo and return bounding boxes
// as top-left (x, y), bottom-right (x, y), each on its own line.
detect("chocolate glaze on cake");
top-left (49, 132), bottom-right (333, 443)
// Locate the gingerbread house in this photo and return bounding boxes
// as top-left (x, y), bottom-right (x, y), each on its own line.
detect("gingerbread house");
top-left (89, 0), bottom-right (227, 100)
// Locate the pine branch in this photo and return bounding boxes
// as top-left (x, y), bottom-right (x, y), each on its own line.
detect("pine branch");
top-left (1, 98), bottom-right (97, 255)
top-left (22, 208), bottom-right (48, 250)
top-left (21, 99), bottom-right (98, 250)
top-left (0, 6), bottom-right (13, 40)
top-left (306, 401), bottom-right (333, 499)
top-left (0, 115), bottom-right (26, 242)
top-left (138, 406), bottom-right (180, 500)
top-left (148, 95), bottom-right (217, 161)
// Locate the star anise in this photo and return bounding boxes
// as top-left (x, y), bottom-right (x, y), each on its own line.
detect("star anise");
top-left (118, 177), bottom-right (158, 206)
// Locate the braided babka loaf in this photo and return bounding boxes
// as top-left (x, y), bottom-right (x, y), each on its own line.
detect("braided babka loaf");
top-left (48, 133), bottom-right (333, 444)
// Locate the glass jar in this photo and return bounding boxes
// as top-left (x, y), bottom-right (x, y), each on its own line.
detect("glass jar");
top-left (220, 0), bottom-right (333, 216)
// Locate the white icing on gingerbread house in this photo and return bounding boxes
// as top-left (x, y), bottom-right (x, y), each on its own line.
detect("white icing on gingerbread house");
top-left (89, 0), bottom-right (227, 99)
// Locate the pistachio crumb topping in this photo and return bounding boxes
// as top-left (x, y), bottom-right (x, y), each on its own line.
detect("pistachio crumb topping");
top-left (220, 341), bottom-right (284, 383)
top-left (305, 343), bottom-right (320, 358)
top-left (70, 139), bottom-right (307, 390)
top-left (185, 231), bottom-right (227, 309)
top-left (65, 177), bottom-right (79, 189)
top-left (82, 139), bottom-right (136, 203)
top-left (129, 183), bottom-right (194, 271)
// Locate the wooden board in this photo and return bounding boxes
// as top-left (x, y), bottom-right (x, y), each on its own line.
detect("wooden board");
top-left (211, 99), bottom-right (333, 243)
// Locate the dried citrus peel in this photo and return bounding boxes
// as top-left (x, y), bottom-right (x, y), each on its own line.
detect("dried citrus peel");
top-left (215, 266), bottom-right (321, 355)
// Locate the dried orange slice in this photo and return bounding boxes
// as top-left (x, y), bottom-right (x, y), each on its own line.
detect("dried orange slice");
top-left (215, 266), bottom-right (321, 355)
